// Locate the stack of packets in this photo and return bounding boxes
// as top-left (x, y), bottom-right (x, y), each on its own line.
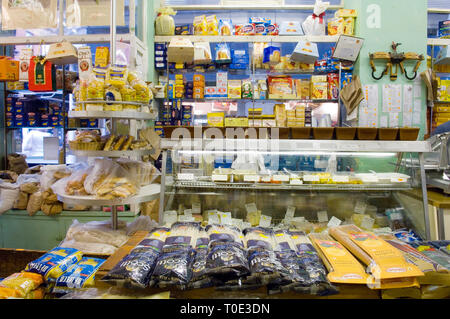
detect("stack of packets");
top-left (327, 9), bottom-right (357, 36)
top-left (0, 247), bottom-right (106, 298)
top-left (74, 46), bottom-right (152, 111)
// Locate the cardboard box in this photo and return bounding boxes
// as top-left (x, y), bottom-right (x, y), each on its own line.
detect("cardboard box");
top-left (167, 37), bottom-right (194, 63)
top-left (436, 46), bottom-right (450, 65)
top-left (438, 20), bottom-right (450, 39)
top-left (225, 117), bottom-right (249, 127)
top-left (311, 75), bottom-right (328, 83)
top-left (217, 72), bottom-right (228, 87)
top-left (217, 86), bottom-right (227, 97)
top-left (207, 112), bottom-right (225, 127)
top-left (193, 74), bottom-right (205, 82)
top-left (205, 86), bottom-right (218, 98)
top-left (193, 92), bottom-right (204, 99)
top-left (335, 9), bottom-right (358, 17)
top-left (290, 41), bottom-right (319, 64)
top-left (301, 80), bottom-right (311, 99)
top-left (286, 110), bottom-right (296, 118)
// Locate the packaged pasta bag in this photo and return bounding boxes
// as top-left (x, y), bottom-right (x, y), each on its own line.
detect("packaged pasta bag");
top-left (163, 222), bottom-right (202, 251)
top-left (25, 247), bottom-right (83, 281)
top-left (252, 42), bottom-right (267, 69)
top-left (0, 287), bottom-right (22, 299)
top-left (53, 258), bottom-right (105, 294)
top-left (206, 15), bottom-right (219, 35)
top-left (120, 85), bottom-right (138, 110)
top-left (263, 45), bottom-right (281, 65)
top-left (188, 229), bottom-right (214, 289)
top-left (0, 272), bottom-right (44, 299)
top-left (51, 164), bottom-right (91, 197)
top-left (215, 43), bottom-right (231, 64)
top-left (242, 79), bottom-right (253, 99)
top-left (155, 7), bottom-right (176, 36)
top-left (131, 78), bottom-right (151, 104)
top-left (102, 228), bottom-right (168, 288)
top-left (193, 15), bottom-right (208, 35)
top-left (206, 224), bottom-right (244, 246)
top-left (151, 247), bottom-right (195, 289)
top-left (104, 85), bottom-right (123, 111)
top-left (289, 231), bottom-right (339, 296)
top-left (219, 19), bottom-right (233, 36)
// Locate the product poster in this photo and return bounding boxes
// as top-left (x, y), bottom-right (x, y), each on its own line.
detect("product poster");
top-left (1, 0), bottom-right (58, 30)
top-left (66, 0), bottom-right (125, 27)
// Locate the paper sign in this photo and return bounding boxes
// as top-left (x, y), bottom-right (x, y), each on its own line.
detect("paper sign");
top-left (212, 174), bottom-right (228, 182)
top-left (389, 113), bottom-right (399, 128)
top-left (403, 112), bottom-right (412, 127)
top-left (273, 175), bottom-right (290, 182)
top-left (327, 216), bottom-right (342, 228)
top-left (303, 175), bottom-right (320, 182)
top-left (380, 115), bottom-right (388, 128)
top-left (177, 173), bottom-right (194, 181)
top-left (179, 215), bottom-right (195, 222)
top-left (244, 175), bottom-right (260, 182)
top-left (192, 203), bottom-right (201, 215)
top-left (43, 137), bottom-right (60, 161)
top-left (245, 203), bottom-right (258, 214)
top-left (184, 209), bottom-right (192, 217)
top-left (163, 211), bottom-right (178, 225)
top-left (361, 216), bottom-right (375, 230)
top-left (208, 212), bottom-right (220, 224)
top-left (259, 215), bottom-right (272, 227)
top-left (285, 206), bottom-right (296, 219)
top-left (219, 212), bottom-right (233, 225)
top-left (242, 222), bottom-right (252, 229)
top-left (290, 179), bottom-right (303, 185)
top-left (332, 175), bottom-right (349, 183)
top-left (354, 200), bottom-right (367, 214)
top-left (317, 211), bottom-right (329, 223)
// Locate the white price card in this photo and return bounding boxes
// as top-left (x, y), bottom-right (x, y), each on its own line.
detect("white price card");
top-left (184, 209), bottom-right (192, 217)
top-left (208, 212), bottom-right (220, 224)
top-left (244, 175), bottom-right (260, 182)
top-left (219, 212), bottom-right (233, 225)
top-left (242, 222), bottom-right (252, 229)
top-left (327, 216), bottom-right (342, 228)
top-left (177, 173), bottom-right (194, 181)
top-left (303, 175), bottom-right (320, 182)
top-left (192, 203), bottom-right (201, 215)
top-left (285, 206), bottom-right (296, 219)
top-left (290, 179), bottom-right (303, 185)
top-left (212, 174), bottom-right (228, 182)
top-left (245, 203), bottom-right (258, 214)
top-left (163, 211), bottom-right (178, 225)
top-left (317, 211), bottom-right (329, 223)
top-left (361, 216), bottom-right (375, 230)
top-left (332, 175), bottom-right (349, 183)
top-left (354, 200), bottom-right (367, 214)
top-left (259, 215), bottom-right (272, 227)
top-left (273, 175), bottom-right (290, 182)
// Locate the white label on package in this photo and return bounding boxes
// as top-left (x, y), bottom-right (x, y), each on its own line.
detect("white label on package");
top-left (208, 212), bottom-right (220, 224)
top-left (354, 200), bottom-right (367, 214)
top-left (192, 203), bottom-right (201, 215)
top-left (244, 175), bottom-right (260, 182)
top-left (317, 211), bottom-right (329, 223)
top-left (219, 212), bottom-right (233, 225)
top-left (259, 215), bottom-right (272, 227)
top-left (242, 222), bottom-right (252, 229)
top-left (303, 175), bottom-right (320, 182)
top-left (327, 216), bottom-right (342, 228)
top-left (290, 179), bottom-right (303, 185)
top-left (332, 175), bottom-right (350, 183)
top-left (177, 173), bottom-right (194, 181)
top-left (163, 211), bottom-right (178, 225)
top-left (212, 174), bottom-right (228, 182)
top-left (285, 206), bottom-right (296, 219)
top-left (245, 203), bottom-right (258, 214)
top-left (361, 216), bottom-right (375, 230)
top-left (273, 175), bottom-right (290, 182)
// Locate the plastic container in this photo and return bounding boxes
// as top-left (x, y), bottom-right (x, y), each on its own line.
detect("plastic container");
top-left (377, 128), bottom-right (399, 140)
top-left (291, 127), bottom-right (312, 139)
top-left (335, 127), bottom-right (356, 140)
top-left (313, 127), bottom-right (334, 140)
top-left (357, 128), bottom-right (377, 140)
top-left (399, 128), bottom-right (420, 141)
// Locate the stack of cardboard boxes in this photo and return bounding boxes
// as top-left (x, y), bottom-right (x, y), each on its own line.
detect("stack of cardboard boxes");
top-left (193, 74), bottom-right (205, 99)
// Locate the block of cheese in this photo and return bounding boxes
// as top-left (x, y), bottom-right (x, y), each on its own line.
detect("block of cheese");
top-left (329, 225), bottom-right (424, 288)
top-left (309, 233), bottom-right (372, 285)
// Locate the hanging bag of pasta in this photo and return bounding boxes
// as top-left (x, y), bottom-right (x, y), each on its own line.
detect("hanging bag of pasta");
top-left (302, 0), bottom-right (330, 36)
top-left (155, 7), bottom-right (177, 36)
top-left (28, 56), bottom-right (56, 92)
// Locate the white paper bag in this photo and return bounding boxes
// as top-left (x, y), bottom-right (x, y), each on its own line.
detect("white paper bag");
top-left (302, 0), bottom-right (330, 36)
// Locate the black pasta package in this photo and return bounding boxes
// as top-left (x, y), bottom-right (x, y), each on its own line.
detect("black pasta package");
top-left (206, 224), bottom-right (244, 246)
top-left (101, 247), bottom-right (160, 289)
top-left (293, 242), bottom-right (338, 296)
top-left (164, 222), bottom-right (202, 250)
top-left (205, 241), bottom-right (250, 283)
top-left (151, 247), bottom-right (195, 289)
top-left (187, 248), bottom-right (215, 289)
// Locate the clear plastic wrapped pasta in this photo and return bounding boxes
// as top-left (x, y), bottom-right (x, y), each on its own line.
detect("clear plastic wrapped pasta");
top-left (0, 272), bottom-right (44, 299)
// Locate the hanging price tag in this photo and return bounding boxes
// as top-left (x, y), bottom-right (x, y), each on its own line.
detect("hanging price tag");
top-left (219, 212), bottom-right (233, 225)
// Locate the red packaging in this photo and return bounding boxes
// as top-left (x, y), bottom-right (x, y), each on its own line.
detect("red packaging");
top-left (327, 73), bottom-right (339, 99)
top-left (236, 24), bottom-right (255, 35)
top-left (254, 23), bottom-right (266, 35)
top-left (28, 56), bottom-right (56, 92)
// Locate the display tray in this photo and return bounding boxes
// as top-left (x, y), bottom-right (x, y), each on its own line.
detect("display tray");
top-left (69, 110), bottom-right (156, 120)
top-left (56, 184), bottom-right (161, 206)
top-left (71, 149), bottom-right (155, 158)
top-left (94, 231), bottom-right (381, 300)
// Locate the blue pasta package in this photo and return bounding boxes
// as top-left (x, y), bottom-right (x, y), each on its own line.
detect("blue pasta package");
top-left (25, 247), bottom-right (83, 280)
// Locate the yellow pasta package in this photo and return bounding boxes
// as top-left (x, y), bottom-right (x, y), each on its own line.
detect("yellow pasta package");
top-left (193, 15), bottom-right (208, 35)
top-left (0, 272), bottom-right (44, 298)
top-left (206, 15), bottom-right (219, 35)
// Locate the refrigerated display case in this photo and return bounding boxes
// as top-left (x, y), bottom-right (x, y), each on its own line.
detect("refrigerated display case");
top-left (159, 137), bottom-right (433, 240)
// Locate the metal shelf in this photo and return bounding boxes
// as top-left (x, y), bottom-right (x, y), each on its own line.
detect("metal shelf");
top-left (161, 138), bottom-right (432, 153)
top-left (169, 180), bottom-right (412, 192)
top-left (56, 184), bottom-right (161, 206)
top-left (158, 98), bottom-right (338, 103)
top-left (69, 110), bottom-right (156, 120)
top-left (71, 149), bottom-right (155, 158)
top-left (155, 35), bottom-right (340, 43)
